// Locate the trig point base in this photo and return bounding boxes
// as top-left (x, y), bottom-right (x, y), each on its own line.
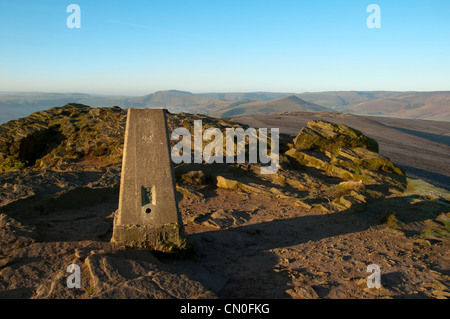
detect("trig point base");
top-left (111, 108), bottom-right (191, 254)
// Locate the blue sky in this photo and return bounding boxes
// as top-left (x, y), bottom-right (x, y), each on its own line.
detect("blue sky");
top-left (0, 0), bottom-right (449, 95)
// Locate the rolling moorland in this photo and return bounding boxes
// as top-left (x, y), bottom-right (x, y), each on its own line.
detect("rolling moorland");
top-left (0, 103), bottom-right (448, 299)
top-left (1, 90), bottom-right (449, 124)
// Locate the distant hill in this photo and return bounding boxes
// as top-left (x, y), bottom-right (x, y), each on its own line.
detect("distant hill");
top-left (196, 92), bottom-right (294, 101)
top-left (341, 92), bottom-right (450, 121)
top-left (210, 95), bottom-right (333, 117)
top-left (123, 91), bottom-right (331, 117)
top-left (295, 91), bottom-right (397, 111)
top-left (124, 90), bottom-right (232, 114)
top-left (1, 90), bottom-right (449, 124)
top-left (296, 91), bottom-right (450, 121)
top-left (126, 90), bottom-right (204, 110)
top-left (0, 91), bottom-right (329, 123)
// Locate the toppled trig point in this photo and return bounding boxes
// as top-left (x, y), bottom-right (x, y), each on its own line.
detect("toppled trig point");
top-left (112, 108), bottom-right (192, 254)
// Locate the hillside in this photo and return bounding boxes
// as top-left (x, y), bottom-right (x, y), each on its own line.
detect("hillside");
top-left (295, 91), bottom-right (401, 111)
top-left (196, 92), bottom-right (294, 101)
top-left (210, 95), bottom-right (333, 118)
top-left (124, 90), bottom-right (225, 113)
top-left (296, 91), bottom-right (450, 121)
top-left (342, 92), bottom-right (450, 121)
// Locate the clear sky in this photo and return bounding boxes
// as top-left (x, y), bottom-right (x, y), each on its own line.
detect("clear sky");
top-left (0, 0), bottom-right (449, 95)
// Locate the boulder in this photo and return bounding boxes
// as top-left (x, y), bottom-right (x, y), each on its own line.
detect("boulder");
top-left (285, 120), bottom-right (406, 195)
top-left (293, 120), bottom-right (379, 153)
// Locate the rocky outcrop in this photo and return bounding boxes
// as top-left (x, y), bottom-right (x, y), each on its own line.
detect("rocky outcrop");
top-left (0, 104), bottom-right (127, 172)
top-left (281, 120), bottom-right (408, 213)
top-left (0, 105), bottom-right (248, 173)
top-left (293, 120), bottom-right (379, 153)
top-left (286, 120), bottom-right (405, 183)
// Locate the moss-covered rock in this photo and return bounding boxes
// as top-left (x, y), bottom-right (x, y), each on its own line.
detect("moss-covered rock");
top-left (331, 147), bottom-right (404, 175)
top-left (285, 148), bottom-right (355, 179)
top-left (0, 104), bottom-right (127, 172)
top-left (285, 120), bottom-right (407, 198)
top-left (293, 120), bottom-right (379, 153)
top-left (0, 104), bottom-right (252, 173)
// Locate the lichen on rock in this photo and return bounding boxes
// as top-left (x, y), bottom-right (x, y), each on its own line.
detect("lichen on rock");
top-left (287, 120), bottom-right (404, 181)
top-left (293, 120), bottom-right (379, 153)
top-left (0, 104), bottom-right (127, 172)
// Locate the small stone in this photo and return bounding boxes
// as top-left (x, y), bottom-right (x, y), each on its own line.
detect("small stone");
top-left (216, 176), bottom-right (240, 190)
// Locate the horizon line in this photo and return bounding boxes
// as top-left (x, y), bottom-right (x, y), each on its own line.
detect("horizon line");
top-left (1, 89), bottom-right (450, 97)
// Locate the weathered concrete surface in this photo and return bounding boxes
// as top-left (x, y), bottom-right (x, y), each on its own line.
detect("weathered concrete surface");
top-left (112, 109), bottom-right (187, 253)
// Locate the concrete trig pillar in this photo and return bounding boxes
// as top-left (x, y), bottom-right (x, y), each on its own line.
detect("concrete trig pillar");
top-left (111, 108), bottom-right (190, 253)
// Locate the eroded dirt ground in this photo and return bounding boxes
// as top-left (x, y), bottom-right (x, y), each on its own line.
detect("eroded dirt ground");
top-left (0, 163), bottom-right (448, 299)
top-left (178, 181), bottom-right (449, 299)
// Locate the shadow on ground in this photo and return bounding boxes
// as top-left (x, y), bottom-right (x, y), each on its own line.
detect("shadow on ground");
top-left (178, 194), bottom-right (449, 298)
top-left (1, 176), bottom-right (448, 298)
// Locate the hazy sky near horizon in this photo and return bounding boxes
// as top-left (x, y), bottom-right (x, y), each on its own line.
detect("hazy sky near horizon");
top-left (0, 0), bottom-right (449, 95)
